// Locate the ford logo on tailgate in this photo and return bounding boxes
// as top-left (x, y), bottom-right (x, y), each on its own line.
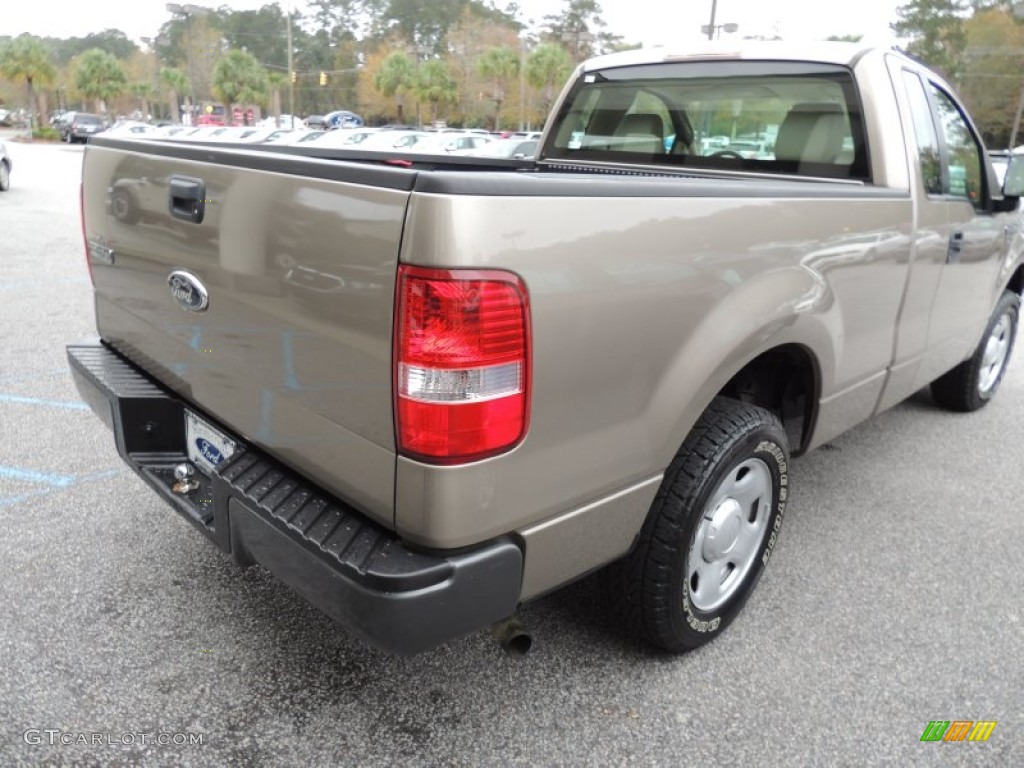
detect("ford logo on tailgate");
top-left (168, 270), bottom-right (209, 312)
top-left (195, 438), bottom-right (224, 466)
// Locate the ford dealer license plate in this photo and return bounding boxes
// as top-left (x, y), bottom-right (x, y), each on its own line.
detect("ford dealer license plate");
top-left (185, 410), bottom-right (237, 476)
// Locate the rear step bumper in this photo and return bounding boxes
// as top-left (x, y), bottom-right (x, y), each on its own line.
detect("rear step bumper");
top-left (67, 341), bottom-right (522, 655)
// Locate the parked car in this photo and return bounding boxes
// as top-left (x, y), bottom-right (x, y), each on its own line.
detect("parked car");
top-left (455, 138), bottom-right (538, 159)
top-left (102, 120), bottom-right (158, 138)
top-left (60, 112), bottom-right (106, 143)
top-left (0, 140), bottom-right (11, 191)
top-left (409, 132), bottom-right (493, 154)
top-left (303, 115), bottom-right (326, 130)
top-left (304, 128), bottom-right (378, 148)
top-left (347, 130), bottom-right (431, 152)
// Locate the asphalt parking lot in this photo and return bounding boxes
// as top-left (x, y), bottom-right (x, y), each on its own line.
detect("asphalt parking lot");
top-left (1, 135), bottom-right (1021, 766)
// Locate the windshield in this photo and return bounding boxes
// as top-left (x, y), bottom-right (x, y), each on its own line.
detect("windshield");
top-left (546, 60), bottom-right (869, 180)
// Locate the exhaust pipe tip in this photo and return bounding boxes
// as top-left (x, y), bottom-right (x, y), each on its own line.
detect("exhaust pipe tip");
top-left (489, 617), bottom-right (533, 656)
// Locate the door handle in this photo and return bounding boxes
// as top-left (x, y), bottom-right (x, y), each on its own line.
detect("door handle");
top-left (947, 231), bottom-right (963, 264)
top-left (168, 176), bottom-right (206, 223)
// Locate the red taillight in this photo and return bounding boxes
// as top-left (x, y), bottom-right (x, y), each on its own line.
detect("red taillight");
top-left (395, 265), bottom-right (531, 463)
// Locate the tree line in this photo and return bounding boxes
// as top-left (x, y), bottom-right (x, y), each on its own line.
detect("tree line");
top-left (3, 0), bottom-right (1024, 140)
top-left (893, 0), bottom-right (1024, 147)
top-left (0, 0), bottom-right (625, 130)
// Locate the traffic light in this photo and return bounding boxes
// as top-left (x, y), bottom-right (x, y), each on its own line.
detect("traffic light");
top-left (319, 71), bottom-right (327, 86)
top-left (291, 71), bottom-right (297, 84)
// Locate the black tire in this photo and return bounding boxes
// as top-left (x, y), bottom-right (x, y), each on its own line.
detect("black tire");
top-left (0, 161), bottom-right (9, 192)
top-left (931, 290), bottom-right (1019, 412)
top-left (606, 396), bottom-right (790, 653)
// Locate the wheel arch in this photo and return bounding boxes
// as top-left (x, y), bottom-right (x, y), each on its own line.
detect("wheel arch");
top-left (1006, 263), bottom-right (1024, 297)
top-left (716, 343), bottom-right (821, 455)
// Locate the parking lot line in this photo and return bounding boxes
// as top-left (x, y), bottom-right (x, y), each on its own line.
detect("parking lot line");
top-left (0, 465), bottom-right (75, 487)
top-left (0, 468), bottom-right (123, 509)
top-left (0, 393), bottom-right (89, 411)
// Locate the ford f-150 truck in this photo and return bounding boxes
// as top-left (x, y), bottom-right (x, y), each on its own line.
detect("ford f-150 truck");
top-left (69, 42), bottom-right (1024, 655)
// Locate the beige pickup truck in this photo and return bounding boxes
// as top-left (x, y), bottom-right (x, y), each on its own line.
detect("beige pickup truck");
top-left (69, 42), bottom-right (1024, 655)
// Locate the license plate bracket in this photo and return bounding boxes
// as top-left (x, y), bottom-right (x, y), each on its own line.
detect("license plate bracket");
top-left (185, 410), bottom-right (237, 476)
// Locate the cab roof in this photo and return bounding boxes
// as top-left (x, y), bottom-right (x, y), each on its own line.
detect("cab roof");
top-left (581, 41), bottom-right (883, 73)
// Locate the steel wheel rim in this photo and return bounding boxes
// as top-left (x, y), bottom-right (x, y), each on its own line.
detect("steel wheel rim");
top-left (979, 312), bottom-right (1012, 395)
top-left (686, 457), bottom-right (773, 613)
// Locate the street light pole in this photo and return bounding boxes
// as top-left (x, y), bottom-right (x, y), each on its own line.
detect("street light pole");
top-left (707, 0), bottom-right (718, 41)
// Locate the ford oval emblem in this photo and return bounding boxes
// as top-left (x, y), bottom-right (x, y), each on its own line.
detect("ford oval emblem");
top-left (168, 270), bottom-right (209, 312)
top-left (195, 438), bottom-right (224, 466)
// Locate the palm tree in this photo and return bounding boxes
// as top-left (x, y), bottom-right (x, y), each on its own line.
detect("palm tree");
top-left (414, 59), bottom-right (457, 125)
top-left (527, 44), bottom-right (573, 115)
top-left (160, 67), bottom-right (189, 124)
top-left (374, 51), bottom-right (416, 123)
top-left (477, 47), bottom-right (519, 130)
top-left (0, 36), bottom-right (57, 126)
top-left (212, 50), bottom-right (268, 125)
top-left (130, 82), bottom-right (156, 120)
top-left (75, 49), bottom-right (127, 115)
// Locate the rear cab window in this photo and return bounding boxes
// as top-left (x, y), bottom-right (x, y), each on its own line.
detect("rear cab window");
top-left (546, 60), bottom-right (870, 181)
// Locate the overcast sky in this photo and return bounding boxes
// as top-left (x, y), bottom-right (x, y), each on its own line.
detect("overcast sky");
top-left (7, 0), bottom-right (905, 47)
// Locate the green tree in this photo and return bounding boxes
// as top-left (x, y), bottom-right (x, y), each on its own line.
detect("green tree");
top-left (414, 58), bottom-right (456, 123)
top-left (220, 6), bottom-right (288, 71)
top-left (958, 6), bottom-right (1024, 147)
top-left (74, 48), bottom-right (127, 115)
top-left (477, 46), bottom-right (519, 130)
top-left (211, 49), bottom-right (268, 124)
top-left (380, 0), bottom-right (519, 53)
top-left (374, 50), bottom-right (416, 122)
top-left (55, 29), bottom-right (138, 65)
top-left (892, 0), bottom-right (969, 82)
top-left (0, 36), bottom-right (57, 121)
top-left (160, 67), bottom-right (189, 123)
top-left (526, 43), bottom-right (573, 114)
top-left (543, 0), bottom-right (619, 61)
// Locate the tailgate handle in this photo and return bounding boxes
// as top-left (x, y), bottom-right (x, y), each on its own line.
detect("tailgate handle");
top-left (169, 176), bottom-right (206, 223)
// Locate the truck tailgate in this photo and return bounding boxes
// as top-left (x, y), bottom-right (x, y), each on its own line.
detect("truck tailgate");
top-left (82, 139), bottom-right (415, 524)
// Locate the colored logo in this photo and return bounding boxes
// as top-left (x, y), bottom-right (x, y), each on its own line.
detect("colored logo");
top-left (920, 720), bottom-right (997, 742)
top-left (167, 270), bottom-right (209, 312)
top-left (195, 438), bottom-right (224, 466)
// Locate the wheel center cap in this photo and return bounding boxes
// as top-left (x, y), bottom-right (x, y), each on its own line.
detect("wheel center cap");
top-left (703, 498), bottom-right (742, 561)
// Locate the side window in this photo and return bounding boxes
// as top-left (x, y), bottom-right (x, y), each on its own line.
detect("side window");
top-left (901, 71), bottom-right (943, 195)
top-left (929, 85), bottom-right (984, 209)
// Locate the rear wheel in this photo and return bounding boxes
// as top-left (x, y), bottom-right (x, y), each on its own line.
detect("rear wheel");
top-left (606, 396), bottom-right (790, 652)
top-left (931, 290), bottom-right (1019, 412)
top-left (0, 161), bottom-right (9, 191)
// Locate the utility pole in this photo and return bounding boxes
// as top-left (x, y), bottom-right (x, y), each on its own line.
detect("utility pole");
top-left (519, 34), bottom-right (527, 132)
top-left (287, 5), bottom-right (295, 121)
top-left (707, 0), bottom-right (718, 41)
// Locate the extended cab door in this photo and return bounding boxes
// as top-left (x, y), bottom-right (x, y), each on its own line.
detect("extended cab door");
top-left (900, 71), bottom-right (1013, 388)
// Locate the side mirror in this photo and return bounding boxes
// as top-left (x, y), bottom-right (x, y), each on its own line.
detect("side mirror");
top-left (1003, 153), bottom-right (1024, 198)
